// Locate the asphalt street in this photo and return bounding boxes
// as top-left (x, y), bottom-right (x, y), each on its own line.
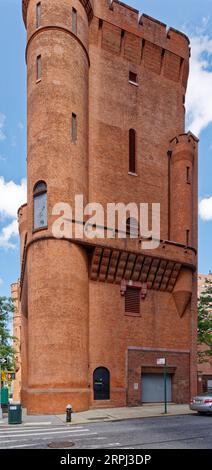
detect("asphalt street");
top-left (0, 414), bottom-right (211, 449)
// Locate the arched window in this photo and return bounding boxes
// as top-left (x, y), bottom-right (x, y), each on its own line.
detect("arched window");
top-left (129, 129), bottom-right (136, 173)
top-left (33, 181), bottom-right (47, 230)
top-left (93, 367), bottom-right (110, 400)
top-left (126, 217), bottom-right (139, 238)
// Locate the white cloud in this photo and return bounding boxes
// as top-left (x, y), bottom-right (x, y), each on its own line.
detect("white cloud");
top-left (186, 21), bottom-right (212, 223)
top-left (199, 196), bottom-right (212, 221)
top-left (186, 34), bottom-right (212, 136)
top-left (0, 277), bottom-right (3, 285)
top-left (195, 17), bottom-right (210, 36)
top-left (0, 220), bottom-right (19, 249)
top-left (0, 113), bottom-right (6, 141)
top-left (0, 177), bottom-right (27, 249)
top-left (0, 177), bottom-right (27, 218)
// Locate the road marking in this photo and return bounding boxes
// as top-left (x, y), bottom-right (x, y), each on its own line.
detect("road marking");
top-left (24, 422), bottom-right (52, 426)
top-left (122, 447), bottom-right (135, 449)
top-left (0, 426), bottom-right (84, 434)
top-left (0, 429), bottom-right (91, 438)
top-left (0, 443), bottom-right (42, 449)
top-left (0, 432), bottom-right (98, 446)
top-left (108, 442), bottom-right (121, 446)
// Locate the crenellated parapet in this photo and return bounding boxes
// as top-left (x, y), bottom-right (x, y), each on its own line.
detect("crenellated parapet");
top-left (90, 1), bottom-right (190, 87)
top-left (170, 132), bottom-right (199, 163)
top-left (23, 1), bottom-right (190, 58)
top-left (139, 15), bottom-right (190, 58)
top-left (23, 1), bottom-right (190, 87)
top-left (170, 131), bottom-right (199, 146)
top-left (93, 1), bottom-right (190, 56)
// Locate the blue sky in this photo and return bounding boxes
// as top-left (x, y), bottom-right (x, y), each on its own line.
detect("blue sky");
top-left (0, 0), bottom-right (212, 297)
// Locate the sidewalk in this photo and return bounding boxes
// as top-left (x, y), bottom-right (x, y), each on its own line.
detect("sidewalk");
top-left (60, 404), bottom-right (194, 425)
top-left (0, 404), bottom-right (194, 426)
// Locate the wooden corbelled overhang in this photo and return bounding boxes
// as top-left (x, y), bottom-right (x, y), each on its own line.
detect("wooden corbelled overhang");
top-left (90, 246), bottom-right (182, 292)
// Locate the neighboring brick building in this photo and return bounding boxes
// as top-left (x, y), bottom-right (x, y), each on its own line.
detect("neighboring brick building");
top-left (11, 282), bottom-right (22, 402)
top-left (198, 273), bottom-right (212, 296)
top-left (19, 0), bottom-right (198, 414)
top-left (197, 273), bottom-right (212, 393)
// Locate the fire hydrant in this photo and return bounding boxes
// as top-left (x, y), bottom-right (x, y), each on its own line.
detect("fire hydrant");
top-left (66, 404), bottom-right (72, 423)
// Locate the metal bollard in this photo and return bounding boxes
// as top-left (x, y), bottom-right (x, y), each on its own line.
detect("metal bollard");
top-left (66, 404), bottom-right (72, 423)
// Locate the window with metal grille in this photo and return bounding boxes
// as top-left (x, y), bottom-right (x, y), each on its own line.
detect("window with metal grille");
top-left (125, 286), bottom-right (140, 316)
top-left (36, 55), bottom-right (41, 81)
top-left (129, 129), bottom-right (136, 173)
top-left (36, 2), bottom-right (41, 28)
top-left (72, 8), bottom-right (77, 34)
top-left (72, 113), bottom-right (77, 142)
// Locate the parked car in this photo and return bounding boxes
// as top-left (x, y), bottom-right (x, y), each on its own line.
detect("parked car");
top-left (190, 392), bottom-right (212, 414)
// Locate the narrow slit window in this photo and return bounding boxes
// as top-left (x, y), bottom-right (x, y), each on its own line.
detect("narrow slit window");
top-left (186, 230), bottom-right (190, 246)
top-left (129, 129), bottom-right (136, 173)
top-left (186, 166), bottom-right (191, 183)
top-left (72, 8), bottom-right (77, 34)
top-left (99, 18), bottom-right (103, 29)
top-left (36, 2), bottom-right (41, 28)
top-left (72, 113), bottom-right (77, 142)
top-left (126, 217), bottom-right (139, 238)
top-left (129, 71), bottom-right (137, 85)
top-left (36, 55), bottom-right (41, 81)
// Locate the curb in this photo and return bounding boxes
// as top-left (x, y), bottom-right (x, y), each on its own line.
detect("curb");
top-left (64, 411), bottom-right (195, 426)
top-left (0, 410), bottom-right (195, 426)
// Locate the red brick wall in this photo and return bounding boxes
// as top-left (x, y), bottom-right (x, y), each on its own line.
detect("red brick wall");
top-left (89, 12), bottom-right (188, 241)
top-left (20, 0), bottom-right (198, 413)
top-left (89, 279), bottom-right (194, 407)
top-left (128, 349), bottom-right (190, 405)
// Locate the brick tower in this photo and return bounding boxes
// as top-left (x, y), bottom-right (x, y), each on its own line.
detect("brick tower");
top-left (21, 0), bottom-right (91, 413)
top-left (19, 0), bottom-right (198, 414)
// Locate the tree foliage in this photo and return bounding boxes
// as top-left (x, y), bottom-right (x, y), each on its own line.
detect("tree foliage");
top-left (0, 296), bottom-right (16, 371)
top-left (198, 279), bottom-right (212, 363)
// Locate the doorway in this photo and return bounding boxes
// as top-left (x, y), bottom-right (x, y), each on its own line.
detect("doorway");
top-left (93, 367), bottom-right (110, 400)
top-left (141, 373), bottom-right (172, 403)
